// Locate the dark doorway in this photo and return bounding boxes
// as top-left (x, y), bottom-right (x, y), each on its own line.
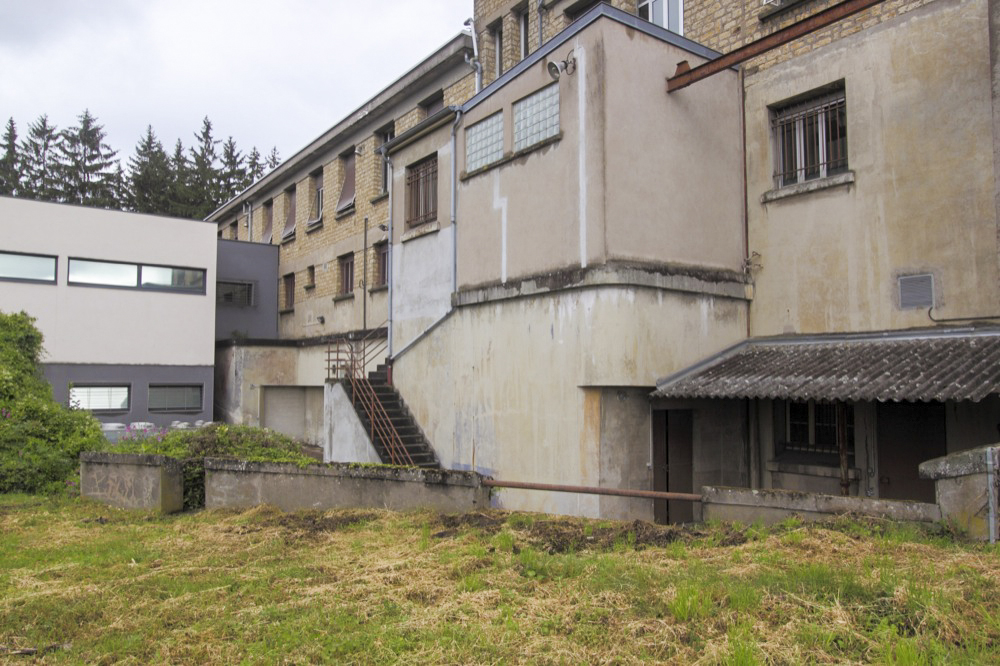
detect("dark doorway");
top-left (652, 409), bottom-right (694, 524)
top-left (876, 401), bottom-right (946, 503)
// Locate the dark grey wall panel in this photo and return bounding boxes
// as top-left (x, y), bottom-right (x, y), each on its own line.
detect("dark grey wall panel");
top-left (215, 239), bottom-right (278, 341)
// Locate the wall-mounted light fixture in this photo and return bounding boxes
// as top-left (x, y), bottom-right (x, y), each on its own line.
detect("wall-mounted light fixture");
top-left (547, 50), bottom-right (577, 81)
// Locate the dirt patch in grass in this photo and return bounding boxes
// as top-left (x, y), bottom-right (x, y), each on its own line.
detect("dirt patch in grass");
top-left (262, 508), bottom-right (381, 536)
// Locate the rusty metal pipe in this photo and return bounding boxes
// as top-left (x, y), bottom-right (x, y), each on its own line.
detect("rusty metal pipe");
top-left (482, 479), bottom-right (701, 502)
top-left (667, 0), bottom-right (886, 92)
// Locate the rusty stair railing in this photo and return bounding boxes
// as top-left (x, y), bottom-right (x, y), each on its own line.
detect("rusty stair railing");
top-left (326, 324), bottom-right (414, 466)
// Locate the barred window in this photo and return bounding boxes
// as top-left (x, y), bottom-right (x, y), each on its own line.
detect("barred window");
top-left (772, 85), bottom-right (847, 188)
top-left (405, 155), bottom-right (438, 227)
top-left (217, 281), bottom-right (253, 306)
top-left (466, 112), bottom-right (503, 172)
top-left (783, 400), bottom-right (853, 456)
top-left (514, 84), bottom-right (559, 152)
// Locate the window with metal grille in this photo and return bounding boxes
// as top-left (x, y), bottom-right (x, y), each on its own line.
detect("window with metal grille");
top-left (514, 84), bottom-right (559, 152)
top-left (148, 385), bottom-right (202, 411)
top-left (772, 85), bottom-right (847, 188)
top-left (405, 155), bottom-right (438, 227)
top-left (217, 281), bottom-right (253, 306)
top-left (782, 400), bottom-right (854, 456)
top-left (339, 253), bottom-right (354, 295)
top-left (899, 273), bottom-right (935, 309)
top-left (466, 112), bottom-right (504, 172)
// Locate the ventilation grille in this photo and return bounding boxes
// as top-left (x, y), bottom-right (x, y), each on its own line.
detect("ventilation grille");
top-left (899, 274), bottom-right (934, 309)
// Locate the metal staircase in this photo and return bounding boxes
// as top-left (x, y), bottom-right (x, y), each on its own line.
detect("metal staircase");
top-left (326, 326), bottom-right (439, 469)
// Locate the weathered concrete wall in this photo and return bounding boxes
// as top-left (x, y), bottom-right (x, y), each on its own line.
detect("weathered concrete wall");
top-left (702, 485), bottom-right (942, 525)
top-left (393, 282), bottom-right (747, 518)
top-left (324, 380), bottom-right (381, 464)
top-left (920, 444), bottom-right (1000, 540)
top-left (745, 0), bottom-right (999, 335)
top-left (204, 459), bottom-right (491, 512)
top-left (80, 452), bottom-right (184, 514)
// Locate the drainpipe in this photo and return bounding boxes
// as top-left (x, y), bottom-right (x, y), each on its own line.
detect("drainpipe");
top-left (464, 19), bottom-right (483, 93)
top-left (451, 110), bottom-right (463, 295)
top-left (380, 147), bottom-right (395, 358)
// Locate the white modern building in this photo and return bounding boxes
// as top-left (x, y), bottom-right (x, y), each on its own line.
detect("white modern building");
top-left (0, 196), bottom-right (218, 427)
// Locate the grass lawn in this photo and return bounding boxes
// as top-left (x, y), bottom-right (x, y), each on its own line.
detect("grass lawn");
top-left (1, 494), bottom-right (999, 664)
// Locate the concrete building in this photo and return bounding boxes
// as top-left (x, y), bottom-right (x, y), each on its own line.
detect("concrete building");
top-left (0, 196), bottom-right (218, 427)
top-left (207, 34), bottom-right (476, 445)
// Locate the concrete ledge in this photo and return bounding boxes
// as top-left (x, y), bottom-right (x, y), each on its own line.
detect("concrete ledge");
top-left (702, 485), bottom-right (941, 525)
top-left (80, 452), bottom-right (184, 514)
top-left (919, 444), bottom-right (999, 479)
top-left (204, 458), bottom-right (491, 512)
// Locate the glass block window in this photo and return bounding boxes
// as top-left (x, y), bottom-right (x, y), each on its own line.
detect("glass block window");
top-left (514, 84), bottom-right (559, 152)
top-left (466, 112), bottom-right (504, 172)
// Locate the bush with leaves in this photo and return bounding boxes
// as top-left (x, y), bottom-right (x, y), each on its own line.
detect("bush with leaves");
top-left (0, 311), bottom-right (104, 494)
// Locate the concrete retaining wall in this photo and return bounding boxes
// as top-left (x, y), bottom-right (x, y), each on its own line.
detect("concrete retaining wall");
top-left (702, 485), bottom-right (941, 525)
top-left (79, 452), bottom-right (184, 514)
top-left (205, 458), bottom-right (491, 512)
top-left (920, 444), bottom-right (1000, 541)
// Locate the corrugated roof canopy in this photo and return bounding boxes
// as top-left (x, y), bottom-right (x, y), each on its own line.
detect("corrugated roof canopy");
top-left (653, 328), bottom-right (1000, 403)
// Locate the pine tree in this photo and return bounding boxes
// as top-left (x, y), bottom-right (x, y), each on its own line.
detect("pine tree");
top-left (167, 139), bottom-right (195, 218)
top-left (265, 147), bottom-right (281, 171)
top-left (219, 136), bottom-right (245, 202)
top-left (20, 115), bottom-right (61, 202)
top-left (126, 126), bottom-right (171, 214)
top-left (189, 117), bottom-right (221, 219)
top-left (56, 109), bottom-right (119, 208)
top-left (0, 118), bottom-right (20, 196)
top-left (245, 147), bottom-right (265, 186)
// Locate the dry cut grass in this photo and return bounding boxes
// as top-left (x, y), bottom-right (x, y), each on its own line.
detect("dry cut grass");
top-left (1, 495), bottom-right (999, 664)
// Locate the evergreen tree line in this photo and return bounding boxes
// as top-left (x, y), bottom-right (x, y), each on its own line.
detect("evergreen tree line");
top-left (0, 111), bottom-right (280, 219)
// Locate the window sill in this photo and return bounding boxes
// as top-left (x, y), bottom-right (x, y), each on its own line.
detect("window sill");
top-left (766, 459), bottom-right (859, 480)
top-left (758, 0), bottom-right (810, 22)
top-left (279, 308), bottom-right (294, 315)
top-left (305, 218), bottom-right (323, 233)
top-left (333, 292), bottom-right (355, 303)
top-left (304, 284), bottom-right (316, 291)
top-left (460, 132), bottom-right (562, 181)
top-left (335, 205), bottom-right (356, 221)
top-left (370, 192), bottom-right (389, 205)
top-left (761, 171), bottom-right (854, 204)
top-left (401, 220), bottom-right (440, 243)
top-left (369, 284), bottom-right (388, 294)
top-left (280, 232), bottom-right (296, 245)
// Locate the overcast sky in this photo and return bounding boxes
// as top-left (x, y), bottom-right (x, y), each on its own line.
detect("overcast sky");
top-left (0, 0), bottom-right (473, 165)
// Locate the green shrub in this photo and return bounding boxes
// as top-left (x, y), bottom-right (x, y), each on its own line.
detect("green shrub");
top-left (0, 311), bottom-right (104, 494)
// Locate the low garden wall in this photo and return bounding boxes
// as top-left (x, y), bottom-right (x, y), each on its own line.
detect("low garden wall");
top-left (79, 452), bottom-right (184, 514)
top-left (702, 486), bottom-right (942, 525)
top-left (204, 459), bottom-right (491, 512)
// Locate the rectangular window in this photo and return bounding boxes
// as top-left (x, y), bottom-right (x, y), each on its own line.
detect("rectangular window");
top-left (781, 400), bottom-right (854, 456)
top-left (492, 23), bottom-right (504, 77)
top-left (378, 127), bottom-right (395, 194)
top-left (405, 155), bottom-right (438, 227)
top-left (513, 84), bottom-right (560, 152)
top-left (421, 92), bottom-right (444, 118)
top-left (229, 220), bottom-right (238, 240)
top-left (519, 11), bottom-right (529, 59)
top-left (68, 258), bottom-right (138, 287)
top-left (70, 385), bottom-right (130, 412)
top-left (638, 0), bottom-right (683, 34)
top-left (0, 251), bottom-right (56, 283)
top-left (306, 265), bottom-right (316, 288)
top-left (374, 242), bottom-right (389, 287)
top-left (282, 186), bottom-right (296, 240)
top-left (217, 280), bottom-right (254, 306)
top-left (772, 84), bottom-right (847, 188)
top-left (140, 265), bottom-right (206, 292)
top-left (148, 385), bottom-right (202, 412)
top-left (466, 112), bottom-right (504, 172)
top-left (309, 169), bottom-right (324, 225)
top-left (339, 253), bottom-right (354, 295)
top-left (337, 152), bottom-right (356, 214)
top-left (262, 200), bottom-right (274, 243)
top-left (282, 272), bottom-right (295, 310)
